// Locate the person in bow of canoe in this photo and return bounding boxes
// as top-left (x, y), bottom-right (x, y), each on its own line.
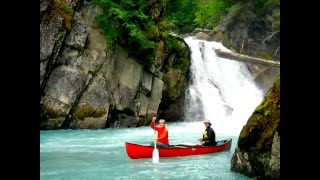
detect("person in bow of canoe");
top-left (198, 119), bottom-right (217, 146)
top-left (150, 117), bottom-right (170, 148)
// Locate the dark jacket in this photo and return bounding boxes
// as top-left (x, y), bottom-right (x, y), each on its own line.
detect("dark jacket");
top-left (202, 127), bottom-right (216, 146)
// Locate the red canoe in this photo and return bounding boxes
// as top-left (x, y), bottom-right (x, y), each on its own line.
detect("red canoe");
top-left (125, 138), bottom-right (232, 159)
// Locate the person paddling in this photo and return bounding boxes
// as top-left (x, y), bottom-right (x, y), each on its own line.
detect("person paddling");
top-left (198, 119), bottom-right (217, 146)
top-left (150, 117), bottom-right (169, 148)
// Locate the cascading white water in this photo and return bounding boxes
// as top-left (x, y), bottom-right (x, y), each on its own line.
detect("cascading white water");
top-left (183, 36), bottom-right (263, 136)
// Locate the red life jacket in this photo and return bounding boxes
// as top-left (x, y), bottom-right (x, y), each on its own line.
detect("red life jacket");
top-left (150, 121), bottom-right (169, 145)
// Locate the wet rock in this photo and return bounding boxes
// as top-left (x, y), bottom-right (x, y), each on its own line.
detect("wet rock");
top-left (192, 28), bottom-right (212, 35)
top-left (69, 117), bottom-right (106, 129)
top-left (120, 116), bottom-right (139, 128)
top-left (195, 32), bottom-right (213, 41)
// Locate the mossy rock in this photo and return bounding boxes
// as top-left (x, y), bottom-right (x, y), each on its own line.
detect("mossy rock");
top-left (73, 104), bottom-right (94, 120)
top-left (162, 68), bottom-right (185, 99)
top-left (161, 36), bottom-right (189, 101)
top-left (41, 104), bottom-right (68, 119)
top-left (73, 103), bottom-right (107, 120)
top-left (238, 74), bottom-right (280, 152)
top-left (50, 0), bottom-right (74, 31)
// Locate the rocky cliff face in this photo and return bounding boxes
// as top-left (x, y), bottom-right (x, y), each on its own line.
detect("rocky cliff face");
top-left (40, 0), bottom-right (190, 129)
top-left (230, 75), bottom-right (280, 179)
top-left (213, 0), bottom-right (280, 95)
top-left (214, 0), bottom-right (280, 61)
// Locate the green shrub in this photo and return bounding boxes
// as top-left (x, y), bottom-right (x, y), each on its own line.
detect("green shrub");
top-left (165, 0), bottom-right (198, 33)
top-left (255, 0), bottom-right (280, 14)
top-left (94, 0), bottom-right (161, 66)
top-left (272, 10), bottom-right (280, 30)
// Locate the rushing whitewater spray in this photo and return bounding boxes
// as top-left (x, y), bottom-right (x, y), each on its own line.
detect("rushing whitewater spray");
top-left (183, 37), bottom-right (263, 135)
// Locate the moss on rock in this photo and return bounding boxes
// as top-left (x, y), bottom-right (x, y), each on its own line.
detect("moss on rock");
top-left (238, 74), bottom-right (280, 152)
top-left (231, 74), bottom-right (280, 179)
top-left (73, 103), bottom-right (107, 120)
top-left (51, 0), bottom-right (74, 30)
top-left (41, 104), bottom-right (68, 119)
top-left (158, 35), bottom-right (190, 121)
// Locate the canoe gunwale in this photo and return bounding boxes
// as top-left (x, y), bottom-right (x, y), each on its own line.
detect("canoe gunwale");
top-left (125, 138), bottom-right (232, 149)
top-left (125, 138), bottom-right (232, 159)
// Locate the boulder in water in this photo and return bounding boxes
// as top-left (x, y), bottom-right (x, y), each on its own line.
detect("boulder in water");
top-left (195, 32), bottom-right (214, 41)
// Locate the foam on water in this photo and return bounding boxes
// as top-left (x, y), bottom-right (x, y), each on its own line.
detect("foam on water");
top-left (183, 37), bottom-right (263, 136)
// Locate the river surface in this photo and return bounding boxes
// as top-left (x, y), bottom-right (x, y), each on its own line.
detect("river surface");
top-left (40, 37), bottom-right (263, 179)
top-left (41, 123), bottom-right (252, 180)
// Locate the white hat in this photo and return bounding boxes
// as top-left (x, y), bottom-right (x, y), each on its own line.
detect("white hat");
top-left (203, 119), bottom-right (212, 125)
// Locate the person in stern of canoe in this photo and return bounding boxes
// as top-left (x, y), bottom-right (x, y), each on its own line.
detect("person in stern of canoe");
top-left (198, 119), bottom-right (217, 146)
top-left (150, 117), bottom-right (169, 148)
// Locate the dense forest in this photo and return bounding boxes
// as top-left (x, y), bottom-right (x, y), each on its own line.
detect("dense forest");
top-left (93, 0), bottom-right (279, 65)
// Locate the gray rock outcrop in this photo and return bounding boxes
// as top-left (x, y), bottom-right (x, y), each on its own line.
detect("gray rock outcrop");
top-left (40, 1), bottom-right (190, 129)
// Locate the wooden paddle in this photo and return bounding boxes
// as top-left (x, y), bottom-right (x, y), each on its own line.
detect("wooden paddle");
top-left (152, 118), bottom-right (159, 163)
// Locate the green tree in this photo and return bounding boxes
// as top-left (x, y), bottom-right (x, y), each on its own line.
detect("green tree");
top-left (165, 0), bottom-right (198, 33)
top-left (94, 0), bottom-right (161, 66)
top-left (194, 0), bottom-right (236, 29)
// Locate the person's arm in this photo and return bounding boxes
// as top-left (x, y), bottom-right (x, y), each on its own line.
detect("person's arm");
top-left (150, 117), bottom-right (158, 130)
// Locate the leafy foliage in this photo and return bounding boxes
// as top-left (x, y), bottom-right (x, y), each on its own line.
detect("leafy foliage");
top-left (94, 0), bottom-right (162, 66)
top-left (93, 0), bottom-right (279, 69)
top-left (254, 0), bottom-right (280, 14)
top-left (94, 0), bottom-right (191, 67)
top-left (253, 0), bottom-right (280, 30)
top-left (165, 0), bottom-right (237, 32)
top-left (165, 0), bottom-right (198, 33)
top-left (272, 10), bottom-right (280, 30)
top-left (166, 0), bottom-right (279, 33)
top-left (193, 0), bottom-right (236, 29)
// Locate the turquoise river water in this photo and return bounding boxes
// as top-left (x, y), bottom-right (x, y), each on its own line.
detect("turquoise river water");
top-left (40, 37), bottom-right (262, 179)
top-left (40, 122), bottom-right (253, 180)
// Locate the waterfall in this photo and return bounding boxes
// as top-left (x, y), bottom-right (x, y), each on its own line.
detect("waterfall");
top-left (183, 37), bottom-right (263, 135)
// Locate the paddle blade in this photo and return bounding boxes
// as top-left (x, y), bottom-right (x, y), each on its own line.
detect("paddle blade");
top-left (152, 148), bottom-right (159, 163)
